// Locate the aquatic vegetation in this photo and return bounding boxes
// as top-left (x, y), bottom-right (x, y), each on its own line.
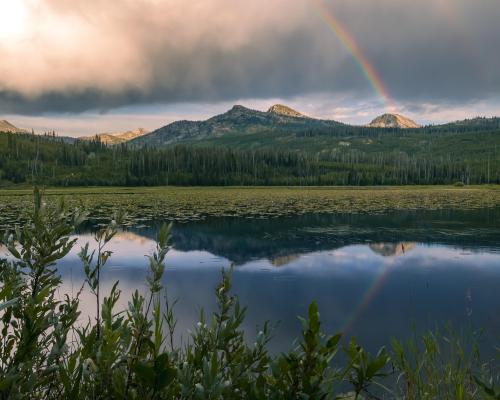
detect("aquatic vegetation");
top-left (0, 191), bottom-right (498, 399)
top-left (1, 186), bottom-right (500, 230)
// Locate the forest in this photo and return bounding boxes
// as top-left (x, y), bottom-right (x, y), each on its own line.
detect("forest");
top-left (0, 127), bottom-right (499, 187)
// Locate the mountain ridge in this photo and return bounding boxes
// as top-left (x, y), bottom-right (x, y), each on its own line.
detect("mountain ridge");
top-left (79, 128), bottom-right (149, 144)
top-left (130, 105), bottom-right (500, 147)
top-left (131, 104), bottom-right (344, 146)
top-left (4, 108), bottom-right (500, 147)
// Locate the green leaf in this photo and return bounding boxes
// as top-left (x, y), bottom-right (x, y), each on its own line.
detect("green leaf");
top-left (308, 302), bottom-right (320, 333)
top-left (134, 362), bottom-right (155, 386)
top-left (0, 297), bottom-right (18, 312)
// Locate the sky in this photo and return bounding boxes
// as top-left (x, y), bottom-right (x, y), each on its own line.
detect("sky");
top-left (1, 0), bottom-right (499, 136)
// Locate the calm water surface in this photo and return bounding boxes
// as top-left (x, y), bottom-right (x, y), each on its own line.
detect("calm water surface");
top-left (17, 209), bottom-right (500, 354)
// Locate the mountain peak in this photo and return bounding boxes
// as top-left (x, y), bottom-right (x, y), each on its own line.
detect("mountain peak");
top-left (368, 113), bottom-right (420, 129)
top-left (229, 104), bottom-right (252, 112)
top-left (0, 120), bottom-right (28, 133)
top-left (267, 104), bottom-right (305, 118)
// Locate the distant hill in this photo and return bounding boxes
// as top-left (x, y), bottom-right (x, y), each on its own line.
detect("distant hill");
top-left (367, 114), bottom-right (420, 129)
top-left (79, 128), bottom-right (149, 145)
top-left (428, 117), bottom-right (500, 132)
top-left (448, 116), bottom-right (500, 127)
top-left (131, 104), bottom-right (343, 146)
top-left (0, 120), bottom-right (28, 133)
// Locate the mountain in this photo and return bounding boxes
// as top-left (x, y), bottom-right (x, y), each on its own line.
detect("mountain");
top-left (128, 106), bottom-right (500, 156)
top-left (367, 113), bottom-right (421, 129)
top-left (0, 120), bottom-right (28, 133)
top-left (131, 104), bottom-right (343, 146)
top-left (79, 128), bottom-right (149, 145)
top-left (267, 104), bottom-right (305, 118)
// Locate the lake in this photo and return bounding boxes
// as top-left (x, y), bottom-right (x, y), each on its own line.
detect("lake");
top-left (32, 207), bottom-right (500, 357)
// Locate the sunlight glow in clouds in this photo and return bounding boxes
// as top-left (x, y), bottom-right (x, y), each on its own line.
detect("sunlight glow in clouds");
top-left (0, 0), bottom-right (30, 40)
top-left (0, 0), bottom-right (307, 97)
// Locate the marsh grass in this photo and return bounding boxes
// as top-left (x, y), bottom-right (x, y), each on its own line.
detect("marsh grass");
top-left (2, 186), bottom-right (500, 230)
top-left (0, 190), bottom-right (498, 399)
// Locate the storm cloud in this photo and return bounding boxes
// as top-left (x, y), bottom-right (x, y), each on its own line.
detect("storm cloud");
top-left (1, 0), bottom-right (500, 115)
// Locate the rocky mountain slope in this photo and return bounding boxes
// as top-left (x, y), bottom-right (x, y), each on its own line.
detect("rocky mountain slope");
top-left (131, 104), bottom-right (343, 146)
top-left (79, 128), bottom-right (149, 145)
top-left (267, 104), bottom-right (305, 118)
top-left (367, 113), bottom-right (421, 128)
top-left (0, 120), bottom-right (28, 133)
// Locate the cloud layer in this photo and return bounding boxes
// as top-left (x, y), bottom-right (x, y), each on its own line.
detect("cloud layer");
top-left (1, 0), bottom-right (500, 115)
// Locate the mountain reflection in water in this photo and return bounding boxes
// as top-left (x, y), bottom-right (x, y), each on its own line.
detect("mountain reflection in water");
top-left (105, 208), bottom-right (500, 265)
top-left (2, 208), bottom-right (500, 356)
top-left (369, 242), bottom-right (416, 257)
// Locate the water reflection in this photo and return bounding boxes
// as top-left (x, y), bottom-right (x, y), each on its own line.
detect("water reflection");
top-left (138, 208), bottom-right (500, 265)
top-left (270, 254), bottom-right (300, 267)
top-left (4, 209), bottom-right (500, 355)
top-left (369, 242), bottom-right (416, 257)
top-left (55, 242), bottom-right (500, 355)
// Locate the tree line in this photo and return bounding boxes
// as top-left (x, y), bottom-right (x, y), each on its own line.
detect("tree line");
top-left (0, 131), bottom-right (498, 186)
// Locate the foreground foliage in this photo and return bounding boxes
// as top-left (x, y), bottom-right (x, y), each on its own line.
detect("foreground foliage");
top-left (0, 191), bottom-right (498, 399)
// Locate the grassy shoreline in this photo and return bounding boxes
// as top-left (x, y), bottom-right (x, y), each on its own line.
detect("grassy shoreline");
top-left (2, 184), bottom-right (500, 193)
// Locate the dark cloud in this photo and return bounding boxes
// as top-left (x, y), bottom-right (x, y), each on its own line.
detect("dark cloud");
top-left (0, 0), bottom-right (499, 115)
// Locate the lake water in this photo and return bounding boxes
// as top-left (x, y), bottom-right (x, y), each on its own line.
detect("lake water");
top-left (19, 208), bottom-right (500, 355)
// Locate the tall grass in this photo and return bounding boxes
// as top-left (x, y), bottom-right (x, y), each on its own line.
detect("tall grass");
top-left (0, 190), bottom-right (498, 399)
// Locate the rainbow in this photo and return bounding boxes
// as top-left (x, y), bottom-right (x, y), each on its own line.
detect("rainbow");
top-left (311, 0), bottom-right (397, 112)
top-left (340, 260), bottom-right (395, 336)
